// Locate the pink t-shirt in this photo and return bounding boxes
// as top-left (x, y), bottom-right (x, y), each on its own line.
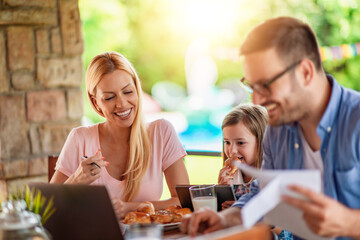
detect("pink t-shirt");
top-left (55, 119), bottom-right (186, 201)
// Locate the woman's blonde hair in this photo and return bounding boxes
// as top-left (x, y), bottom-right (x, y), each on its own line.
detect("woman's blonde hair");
top-left (221, 104), bottom-right (268, 169)
top-left (86, 52), bottom-right (151, 201)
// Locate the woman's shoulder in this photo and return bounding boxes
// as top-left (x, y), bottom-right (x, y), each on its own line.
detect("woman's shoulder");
top-left (147, 119), bottom-right (178, 143)
top-left (69, 123), bottom-right (100, 139)
top-left (147, 118), bottom-right (173, 132)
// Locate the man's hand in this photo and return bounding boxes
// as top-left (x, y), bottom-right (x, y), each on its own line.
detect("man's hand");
top-left (283, 185), bottom-right (360, 238)
top-left (180, 207), bottom-right (243, 237)
top-left (180, 207), bottom-right (225, 236)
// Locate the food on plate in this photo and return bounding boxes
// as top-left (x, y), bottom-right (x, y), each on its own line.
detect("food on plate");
top-left (225, 157), bottom-right (242, 175)
top-left (122, 211), bottom-right (151, 224)
top-left (151, 210), bottom-right (176, 224)
top-left (123, 202), bottom-right (192, 225)
top-left (136, 201), bottom-right (155, 215)
top-left (174, 207), bottom-right (192, 217)
top-left (164, 205), bottom-right (181, 212)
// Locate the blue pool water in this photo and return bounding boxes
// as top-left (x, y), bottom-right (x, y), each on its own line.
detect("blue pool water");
top-left (179, 122), bottom-right (223, 152)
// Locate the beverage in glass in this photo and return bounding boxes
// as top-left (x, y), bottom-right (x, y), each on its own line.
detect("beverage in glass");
top-left (189, 184), bottom-right (217, 212)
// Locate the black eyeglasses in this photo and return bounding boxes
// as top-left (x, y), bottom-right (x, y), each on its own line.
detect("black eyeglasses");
top-left (240, 60), bottom-right (302, 96)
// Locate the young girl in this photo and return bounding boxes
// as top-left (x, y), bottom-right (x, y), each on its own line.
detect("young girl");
top-left (218, 104), bottom-right (267, 207)
top-left (217, 104), bottom-right (293, 240)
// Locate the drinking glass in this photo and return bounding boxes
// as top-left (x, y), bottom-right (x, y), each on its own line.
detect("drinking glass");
top-left (189, 184), bottom-right (217, 212)
top-left (125, 224), bottom-right (163, 240)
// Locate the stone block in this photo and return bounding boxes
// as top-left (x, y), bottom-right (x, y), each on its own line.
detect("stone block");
top-left (59, 0), bottom-right (83, 55)
top-left (4, 0), bottom-right (56, 8)
top-left (67, 89), bottom-right (83, 120)
top-left (50, 28), bottom-right (62, 54)
top-left (28, 157), bottom-right (47, 176)
top-left (0, 9), bottom-right (57, 26)
top-left (0, 31), bottom-right (9, 93)
top-left (0, 162), bottom-right (4, 178)
top-left (39, 123), bottom-right (78, 154)
top-left (3, 159), bottom-right (28, 179)
top-left (36, 29), bottom-right (50, 54)
top-left (7, 27), bottom-right (34, 71)
top-left (0, 95), bottom-right (29, 160)
top-left (26, 90), bottom-right (66, 122)
top-left (37, 57), bottom-right (82, 88)
top-left (0, 180), bottom-right (7, 201)
top-left (11, 72), bottom-right (34, 90)
top-left (28, 126), bottom-right (41, 154)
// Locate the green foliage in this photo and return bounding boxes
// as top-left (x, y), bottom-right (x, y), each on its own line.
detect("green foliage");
top-left (79, 0), bottom-right (360, 124)
top-left (3, 185), bottom-right (56, 225)
top-left (161, 155), bottom-right (222, 200)
top-left (306, 0), bottom-right (360, 90)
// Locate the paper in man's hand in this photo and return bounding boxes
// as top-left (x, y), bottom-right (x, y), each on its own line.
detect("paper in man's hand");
top-left (233, 163), bottom-right (332, 240)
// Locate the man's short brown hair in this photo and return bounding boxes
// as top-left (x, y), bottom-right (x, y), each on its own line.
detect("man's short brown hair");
top-left (240, 17), bottom-right (323, 71)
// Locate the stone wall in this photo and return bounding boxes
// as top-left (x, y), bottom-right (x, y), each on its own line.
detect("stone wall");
top-left (0, 0), bottom-right (84, 199)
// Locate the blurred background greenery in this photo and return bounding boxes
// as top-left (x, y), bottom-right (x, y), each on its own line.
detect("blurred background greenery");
top-left (78, 0), bottom-right (360, 197)
top-left (79, 0), bottom-right (360, 123)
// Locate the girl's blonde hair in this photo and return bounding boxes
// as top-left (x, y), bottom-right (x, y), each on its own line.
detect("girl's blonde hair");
top-left (221, 104), bottom-right (268, 169)
top-left (86, 52), bottom-right (151, 201)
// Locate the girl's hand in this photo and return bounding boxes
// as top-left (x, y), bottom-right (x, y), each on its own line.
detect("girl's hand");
top-left (221, 200), bottom-right (235, 210)
top-left (67, 150), bottom-right (109, 184)
top-left (112, 198), bottom-right (130, 219)
top-left (218, 166), bottom-right (232, 185)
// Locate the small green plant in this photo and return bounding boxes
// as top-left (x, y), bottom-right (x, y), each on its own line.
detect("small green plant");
top-left (1, 185), bottom-right (56, 225)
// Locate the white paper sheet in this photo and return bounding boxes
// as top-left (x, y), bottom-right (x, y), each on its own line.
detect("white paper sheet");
top-left (234, 162), bottom-right (332, 240)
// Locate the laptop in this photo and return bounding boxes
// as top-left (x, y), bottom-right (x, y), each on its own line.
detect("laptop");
top-left (28, 183), bottom-right (123, 240)
top-left (175, 185), bottom-right (236, 211)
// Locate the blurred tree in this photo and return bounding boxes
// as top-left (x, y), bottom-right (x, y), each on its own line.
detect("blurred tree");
top-left (306, 0), bottom-right (360, 90)
top-left (214, 0), bottom-right (360, 91)
top-left (79, 0), bottom-right (360, 123)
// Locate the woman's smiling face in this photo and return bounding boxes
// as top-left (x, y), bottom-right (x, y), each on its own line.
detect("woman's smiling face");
top-left (92, 70), bottom-right (138, 129)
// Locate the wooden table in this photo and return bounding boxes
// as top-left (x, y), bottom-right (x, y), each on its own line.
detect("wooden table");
top-left (163, 224), bottom-right (272, 240)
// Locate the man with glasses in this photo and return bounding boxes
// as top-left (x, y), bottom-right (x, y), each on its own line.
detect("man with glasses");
top-left (180, 17), bottom-right (360, 239)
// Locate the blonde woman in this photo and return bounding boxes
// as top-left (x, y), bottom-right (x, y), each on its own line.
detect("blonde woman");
top-left (51, 52), bottom-right (190, 218)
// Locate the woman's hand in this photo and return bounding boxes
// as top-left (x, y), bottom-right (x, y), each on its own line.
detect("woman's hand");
top-left (218, 166), bottom-right (232, 184)
top-left (112, 198), bottom-right (131, 219)
top-left (66, 150), bottom-right (108, 184)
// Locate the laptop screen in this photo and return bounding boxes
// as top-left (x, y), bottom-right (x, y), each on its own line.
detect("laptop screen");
top-left (28, 183), bottom-right (123, 240)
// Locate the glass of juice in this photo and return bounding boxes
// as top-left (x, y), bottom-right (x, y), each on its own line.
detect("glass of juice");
top-left (189, 184), bottom-right (217, 212)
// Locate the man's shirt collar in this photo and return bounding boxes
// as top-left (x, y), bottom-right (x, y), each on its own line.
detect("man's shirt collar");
top-left (284, 74), bottom-right (340, 139)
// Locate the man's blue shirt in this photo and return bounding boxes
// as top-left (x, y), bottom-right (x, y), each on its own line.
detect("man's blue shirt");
top-left (233, 75), bottom-right (360, 239)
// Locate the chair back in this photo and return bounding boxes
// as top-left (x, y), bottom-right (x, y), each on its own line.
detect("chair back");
top-left (48, 155), bottom-right (58, 182)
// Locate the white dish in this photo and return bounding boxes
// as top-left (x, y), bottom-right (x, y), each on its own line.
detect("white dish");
top-left (162, 222), bottom-right (180, 231)
top-left (122, 222), bottom-right (180, 232)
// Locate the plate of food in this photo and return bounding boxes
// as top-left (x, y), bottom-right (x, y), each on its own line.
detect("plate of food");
top-left (161, 222), bottom-right (181, 231)
top-left (122, 201), bottom-right (191, 231)
top-left (122, 222), bottom-right (181, 232)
